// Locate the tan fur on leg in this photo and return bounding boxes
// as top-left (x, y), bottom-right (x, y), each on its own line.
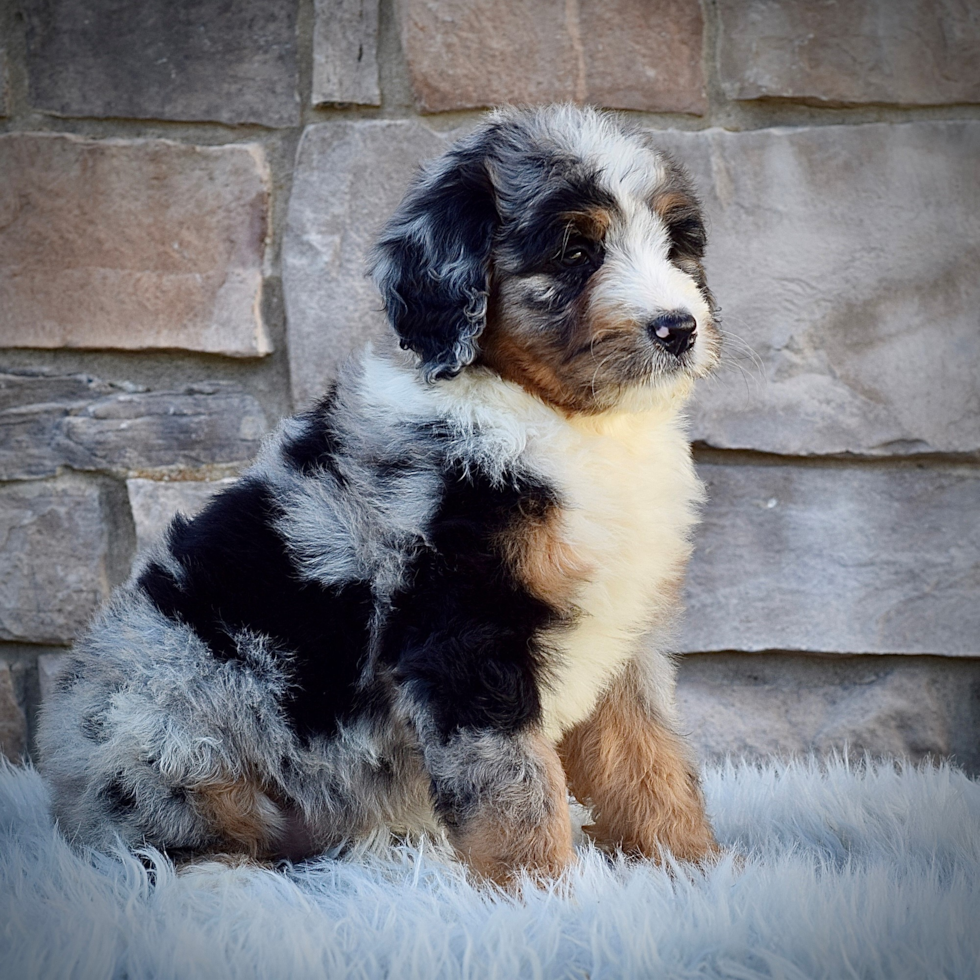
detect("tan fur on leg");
top-left (192, 776), bottom-right (286, 859)
top-left (559, 665), bottom-right (718, 865)
top-left (452, 733), bottom-right (575, 887)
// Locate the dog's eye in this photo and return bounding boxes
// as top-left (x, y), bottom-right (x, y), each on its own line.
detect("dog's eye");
top-left (559, 241), bottom-right (597, 268)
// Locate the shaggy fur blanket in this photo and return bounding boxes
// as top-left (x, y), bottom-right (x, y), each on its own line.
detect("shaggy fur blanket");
top-left (2, 756), bottom-right (978, 980)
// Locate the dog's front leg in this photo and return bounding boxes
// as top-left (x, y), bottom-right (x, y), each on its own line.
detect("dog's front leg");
top-left (558, 661), bottom-right (718, 865)
top-left (416, 721), bottom-right (574, 886)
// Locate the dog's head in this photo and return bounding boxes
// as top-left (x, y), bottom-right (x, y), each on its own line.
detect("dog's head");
top-left (372, 105), bottom-right (719, 414)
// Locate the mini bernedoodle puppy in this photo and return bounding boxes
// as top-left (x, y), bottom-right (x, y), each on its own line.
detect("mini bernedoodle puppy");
top-left (39, 105), bottom-right (721, 884)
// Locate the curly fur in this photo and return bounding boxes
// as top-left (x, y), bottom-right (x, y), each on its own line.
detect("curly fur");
top-left (39, 105), bottom-right (722, 882)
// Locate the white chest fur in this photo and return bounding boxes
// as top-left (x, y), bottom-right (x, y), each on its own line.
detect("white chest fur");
top-left (381, 360), bottom-right (703, 742)
top-left (527, 406), bottom-right (703, 740)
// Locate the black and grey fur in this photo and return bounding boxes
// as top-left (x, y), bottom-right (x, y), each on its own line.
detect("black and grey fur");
top-left (39, 106), bottom-right (722, 882)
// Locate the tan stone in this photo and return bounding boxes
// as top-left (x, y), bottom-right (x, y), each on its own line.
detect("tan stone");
top-left (127, 478), bottom-right (235, 554)
top-left (677, 654), bottom-right (980, 774)
top-left (0, 660), bottom-right (26, 761)
top-left (313, 0), bottom-right (381, 106)
top-left (0, 134), bottom-right (271, 357)
top-left (397, 0), bottom-right (705, 114)
top-left (580, 0), bottom-right (706, 114)
top-left (717, 0), bottom-right (980, 106)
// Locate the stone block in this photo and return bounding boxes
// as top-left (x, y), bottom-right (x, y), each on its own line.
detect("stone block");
top-left (0, 480), bottom-right (110, 644)
top-left (23, 0), bottom-right (299, 125)
top-left (283, 120), bottom-right (446, 408)
top-left (653, 122), bottom-right (980, 455)
top-left (284, 119), bottom-right (978, 451)
top-left (0, 133), bottom-right (271, 358)
top-left (313, 0), bottom-right (381, 106)
top-left (0, 44), bottom-right (7, 117)
top-left (717, 0), bottom-right (980, 107)
top-left (398, 0), bottom-right (705, 114)
top-left (0, 660), bottom-right (27, 761)
top-left (677, 653), bottom-right (980, 775)
top-left (677, 462), bottom-right (980, 657)
top-left (127, 478), bottom-right (235, 553)
top-left (38, 652), bottom-right (70, 705)
top-left (0, 371), bottom-right (268, 480)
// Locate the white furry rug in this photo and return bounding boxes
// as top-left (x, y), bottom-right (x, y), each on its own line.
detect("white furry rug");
top-left (2, 757), bottom-right (978, 980)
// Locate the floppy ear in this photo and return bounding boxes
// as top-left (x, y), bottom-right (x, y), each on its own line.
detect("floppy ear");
top-left (371, 131), bottom-right (499, 382)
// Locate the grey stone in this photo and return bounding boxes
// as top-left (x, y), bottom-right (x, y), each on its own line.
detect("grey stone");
top-left (0, 370), bottom-right (269, 480)
top-left (283, 120), bottom-right (446, 408)
top-left (676, 653), bottom-right (980, 775)
top-left (677, 462), bottom-right (980, 657)
top-left (0, 44), bottom-right (7, 117)
top-left (0, 133), bottom-right (271, 357)
top-left (0, 480), bottom-right (111, 644)
top-left (23, 0), bottom-right (299, 125)
top-left (313, 0), bottom-right (381, 106)
top-left (38, 652), bottom-right (70, 705)
top-left (0, 660), bottom-right (27, 761)
top-left (127, 478), bottom-right (235, 553)
top-left (653, 122), bottom-right (980, 455)
top-left (717, 0), bottom-right (980, 107)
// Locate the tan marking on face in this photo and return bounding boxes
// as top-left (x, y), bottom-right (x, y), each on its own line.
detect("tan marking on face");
top-left (481, 271), bottom-right (647, 416)
top-left (193, 776), bottom-right (286, 859)
top-left (450, 732), bottom-right (574, 888)
top-left (558, 662), bottom-right (718, 865)
top-left (650, 189), bottom-right (697, 224)
top-left (496, 501), bottom-right (594, 613)
top-left (565, 207), bottom-right (612, 240)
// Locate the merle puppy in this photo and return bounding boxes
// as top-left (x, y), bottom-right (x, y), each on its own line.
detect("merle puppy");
top-left (40, 105), bottom-right (721, 884)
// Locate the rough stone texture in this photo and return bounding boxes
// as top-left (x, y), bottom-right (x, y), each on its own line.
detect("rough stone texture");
top-left (0, 133), bottom-right (271, 358)
top-left (0, 371), bottom-right (269, 480)
top-left (677, 462), bottom-right (980, 657)
top-left (127, 478), bottom-right (235, 554)
top-left (677, 653), bottom-right (980, 775)
top-left (284, 120), bottom-right (446, 408)
top-left (654, 122), bottom-right (980, 455)
top-left (0, 480), bottom-right (110, 644)
top-left (0, 660), bottom-right (27, 761)
top-left (313, 0), bottom-right (381, 106)
top-left (398, 0), bottom-right (706, 114)
top-left (37, 652), bottom-right (69, 705)
top-left (0, 44), bottom-right (7, 117)
top-left (22, 0), bottom-right (300, 125)
top-left (717, 0), bottom-right (980, 107)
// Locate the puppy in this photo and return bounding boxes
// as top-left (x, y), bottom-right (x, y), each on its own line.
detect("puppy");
top-left (39, 105), bottom-right (721, 884)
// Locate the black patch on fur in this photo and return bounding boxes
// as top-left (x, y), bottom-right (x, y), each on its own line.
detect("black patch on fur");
top-left (81, 713), bottom-right (108, 743)
top-left (101, 777), bottom-right (138, 817)
top-left (282, 386), bottom-right (347, 482)
top-left (382, 462), bottom-right (563, 740)
top-left (137, 478), bottom-right (374, 741)
top-left (499, 177), bottom-right (614, 279)
top-left (372, 129), bottom-right (502, 380)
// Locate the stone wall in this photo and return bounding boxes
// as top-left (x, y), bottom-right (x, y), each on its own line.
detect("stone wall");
top-left (1, 0), bottom-right (978, 770)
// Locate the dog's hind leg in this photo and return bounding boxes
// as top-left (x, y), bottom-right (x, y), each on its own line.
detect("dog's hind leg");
top-left (558, 661), bottom-right (718, 865)
top-left (419, 725), bottom-right (574, 886)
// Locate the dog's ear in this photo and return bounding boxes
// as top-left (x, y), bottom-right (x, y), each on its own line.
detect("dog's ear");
top-left (371, 131), bottom-right (499, 382)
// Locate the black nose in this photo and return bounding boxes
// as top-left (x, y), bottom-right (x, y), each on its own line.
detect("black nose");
top-left (648, 312), bottom-right (697, 357)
